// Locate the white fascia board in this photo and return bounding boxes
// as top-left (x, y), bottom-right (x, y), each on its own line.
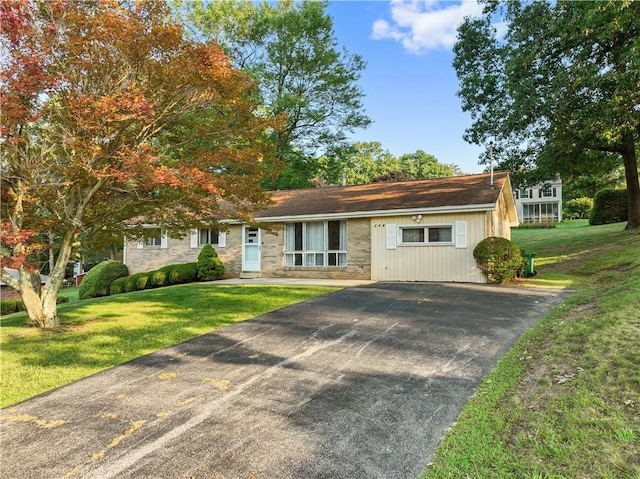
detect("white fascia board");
top-left (223, 203), bottom-right (497, 224)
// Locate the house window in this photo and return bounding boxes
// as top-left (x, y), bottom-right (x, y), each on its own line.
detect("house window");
top-left (519, 189), bottom-right (531, 199)
top-left (285, 220), bottom-right (347, 267)
top-left (199, 228), bottom-right (219, 245)
top-left (144, 228), bottom-right (162, 247)
top-left (540, 186), bottom-right (556, 198)
top-left (400, 225), bottom-right (453, 245)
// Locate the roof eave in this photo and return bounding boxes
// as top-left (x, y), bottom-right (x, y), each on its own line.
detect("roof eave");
top-left (221, 203), bottom-right (498, 224)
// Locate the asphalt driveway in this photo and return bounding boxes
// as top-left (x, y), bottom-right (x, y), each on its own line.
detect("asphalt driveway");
top-left (1, 282), bottom-right (569, 479)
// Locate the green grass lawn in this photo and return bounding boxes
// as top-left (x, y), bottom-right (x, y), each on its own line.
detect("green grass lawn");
top-left (423, 220), bottom-right (640, 479)
top-left (0, 284), bottom-right (338, 407)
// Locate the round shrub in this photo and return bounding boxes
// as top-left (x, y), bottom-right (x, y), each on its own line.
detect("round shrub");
top-left (169, 262), bottom-right (198, 285)
top-left (197, 244), bottom-right (225, 281)
top-left (79, 260), bottom-right (128, 300)
top-left (589, 188), bottom-right (628, 225)
top-left (473, 237), bottom-right (525, 284)
top-left (564, 197), bottom-right (593, 220)
top-left (109, 276), bottom-right (127, 295)
top-left (57, 295), bottom-right (69, 304)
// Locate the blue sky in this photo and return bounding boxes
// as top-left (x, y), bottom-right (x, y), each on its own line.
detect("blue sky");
top-left (326, 1), bottom-right (486, 174)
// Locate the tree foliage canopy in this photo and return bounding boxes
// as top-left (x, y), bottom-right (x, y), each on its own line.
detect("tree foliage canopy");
top-left (177, 0), bottom-right (371, 189)
top-left (454, 0), bottom-right (640, 228)
top-left (337, 142), bottom-right (459, 185)
top-left (0, 0), bottom-right (279, 327)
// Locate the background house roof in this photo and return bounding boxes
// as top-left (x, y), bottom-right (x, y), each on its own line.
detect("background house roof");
top-left (254, 171), bottom-right (511, 219)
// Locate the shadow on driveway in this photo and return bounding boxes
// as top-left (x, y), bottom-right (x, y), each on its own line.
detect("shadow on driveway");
top-left (0, 283), bottom-right (570, 479)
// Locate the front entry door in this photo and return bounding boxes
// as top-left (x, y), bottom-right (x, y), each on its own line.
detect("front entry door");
top-left (242, 226), bottom-right (261, 272)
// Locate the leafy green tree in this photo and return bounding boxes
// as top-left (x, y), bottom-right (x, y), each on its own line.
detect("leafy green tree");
top-left (178, 0), bottom-right (371, 189)
top-left (398, 150), bottom-right (457, 179)
top-left (454, 0), bottom-right (640, 229)
top-left (342, 142), bottom-right (397, 185)
top-left (339, 142), bottom-right (456, 185)
top-left (563, 166), bottom-right (625, 203)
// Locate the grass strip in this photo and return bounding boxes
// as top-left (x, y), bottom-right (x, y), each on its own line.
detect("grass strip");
top-left (422, 221), bottom-right (640, 478)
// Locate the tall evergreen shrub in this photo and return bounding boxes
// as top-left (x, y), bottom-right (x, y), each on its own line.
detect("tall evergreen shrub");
top-left (197, 244), bottom-right (225, 281)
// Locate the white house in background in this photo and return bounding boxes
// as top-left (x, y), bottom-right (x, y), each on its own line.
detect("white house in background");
top-left (513, 175), bottom-right (563, 223)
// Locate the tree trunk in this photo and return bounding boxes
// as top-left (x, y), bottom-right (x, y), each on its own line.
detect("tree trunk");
top-left (19, 273), bottom-right (59, 329)
top-left (9, 231), bottom-right (76, 328)
top-left (621, 134), bottom-right (640, 230)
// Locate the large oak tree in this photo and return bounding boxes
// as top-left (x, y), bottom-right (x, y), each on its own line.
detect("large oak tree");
top-left (454, 0), bottom-right (640, 229)
top-left (0, 0), bottom-right (279, 327)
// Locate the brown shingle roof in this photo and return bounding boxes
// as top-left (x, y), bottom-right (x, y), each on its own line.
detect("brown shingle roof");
top-left (255, 171), bottom-right (509, 219)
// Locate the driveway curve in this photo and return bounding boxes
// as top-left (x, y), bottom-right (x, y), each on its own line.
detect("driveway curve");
top-left (1, 282), bottom-right (569, 479)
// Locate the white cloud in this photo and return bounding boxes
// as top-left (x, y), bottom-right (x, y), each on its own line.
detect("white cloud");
top-left (372, 0), bottom-right (484, 54)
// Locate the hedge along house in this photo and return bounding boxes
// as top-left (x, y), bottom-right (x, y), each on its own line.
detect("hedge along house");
top-left (123, 172), bottom-right (518, 283)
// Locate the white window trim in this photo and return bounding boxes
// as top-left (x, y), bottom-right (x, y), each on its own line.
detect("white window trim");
top-left (398, 223), bottom-right (455, 246)
top-left (190, 228), bottom-right (226, 248)
top-left (138, 227), bottom-right (167, 249)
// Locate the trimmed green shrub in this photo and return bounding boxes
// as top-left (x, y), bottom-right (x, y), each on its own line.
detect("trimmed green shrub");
top-left (79, 260), bottom-right (129, 300)
top-left (136, 273), bottom-right (151, 290)
top-left (1, 299), bottom-right (17, 315)
top-left (150, 269), bottom-right (169, 287)
top-left (197, 244), bottom-right (225, 281)
top-left (515, 222), bottom-right (557, 229)
top-left (57, 295), bottom-right (69, 304)
top-left (169, 262), bottom-right (198, 285)
top-left (473, 236), bottom-right (526, 284)
top-left (124, 273), bottom-right (141, 293)
top-left (109, 277), bottom-right (127, 295)
top-left (15, 300), bottom-right (26, 312)
top-left (565, 197), bottom-right (594, 220)
top-left (589, 188), bottom-right (628, 225)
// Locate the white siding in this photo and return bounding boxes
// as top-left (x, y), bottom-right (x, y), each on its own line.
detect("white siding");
top-left (371, 213), bottom-right (487, 283)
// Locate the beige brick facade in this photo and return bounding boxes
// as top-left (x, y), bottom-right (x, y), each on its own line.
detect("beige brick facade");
top-left (124, 229), bottom-right (241, 276)
top-left (124, 219), bottom-right (372, 280)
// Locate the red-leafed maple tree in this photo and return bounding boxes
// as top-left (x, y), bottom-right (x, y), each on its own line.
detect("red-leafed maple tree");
top-left (0, 0), bottom-right (281, 327)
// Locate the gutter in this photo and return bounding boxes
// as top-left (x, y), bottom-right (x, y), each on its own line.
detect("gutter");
top-left (220, 203), bottom-right (498, 224)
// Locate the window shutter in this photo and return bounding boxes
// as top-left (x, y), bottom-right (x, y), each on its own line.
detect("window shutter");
top-left (455, 221), bottom-right (467, 248)
top-left (552, 187), bottom-right (557, 197)
top-left (218, 231), bottom-right (226, 248)
top-left (136, 241), bottom-right (144, 249)
top-left (160, 232), bottom-right (168, 249)
top-left (190, 230), bottom-right (198, 248)
top-left (538, 189), bottom-right (542, 198)
top-left (386, 224), bottom-right (397, 250)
